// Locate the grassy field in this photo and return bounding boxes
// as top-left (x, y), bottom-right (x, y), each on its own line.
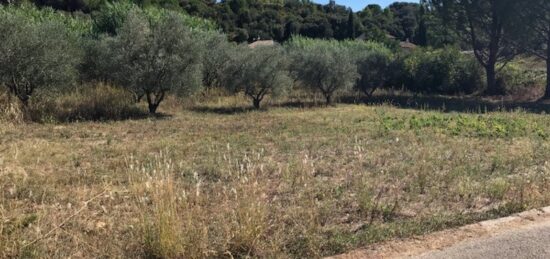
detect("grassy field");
top-left (1, 100), bottom-right (550, 258)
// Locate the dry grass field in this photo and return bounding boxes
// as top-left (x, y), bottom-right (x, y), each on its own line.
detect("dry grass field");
top-left (1, 97), bottom-right (550, 258)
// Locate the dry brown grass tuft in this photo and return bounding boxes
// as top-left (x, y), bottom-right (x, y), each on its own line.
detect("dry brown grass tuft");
top-left (0, 89), bottom-right (25, 124)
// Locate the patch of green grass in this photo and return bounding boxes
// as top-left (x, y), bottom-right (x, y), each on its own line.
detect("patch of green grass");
top-left (376, 111), bottom-right (548, 138)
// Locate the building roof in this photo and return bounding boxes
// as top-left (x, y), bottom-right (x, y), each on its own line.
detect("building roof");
top-left (399, 40), bottom-right (417, 50)
top-left (248, 40), bottom-right (276, 48)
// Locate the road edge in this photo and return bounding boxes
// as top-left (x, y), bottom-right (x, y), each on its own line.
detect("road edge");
top-left (328, 206), bottom-right (550, 259)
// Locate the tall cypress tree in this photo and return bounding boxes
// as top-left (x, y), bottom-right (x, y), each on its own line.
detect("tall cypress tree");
top-left (347, 10), bottom-right (355, 39)
top-left (414, 4), bottom-right (428, 46)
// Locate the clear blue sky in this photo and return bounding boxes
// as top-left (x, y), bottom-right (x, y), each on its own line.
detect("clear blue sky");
top-left (314, 0), bottom-right (418, 11)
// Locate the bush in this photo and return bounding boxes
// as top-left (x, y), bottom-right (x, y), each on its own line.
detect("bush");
top-left (91, 1), bottom-right (216, 35)
top-left (389, 47), bottom-right (484, 95)
top-left (496, 63), bottom-right (545, 96)
top-left (0, 4), bottom-right (92, 36)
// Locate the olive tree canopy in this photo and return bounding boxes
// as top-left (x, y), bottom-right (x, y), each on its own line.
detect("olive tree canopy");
top-left (224, 45), bottom-right (291, 109)
top-left (353, 44), bottom-right (393, 97)
top-left (198, 31), bottom-right (236, 90)
top-left (108, 10), bottom-right (203, 113)
top-left (288, 38), bottom-right (358, 105)
top-left (0, 10), bottom-right (80, 105)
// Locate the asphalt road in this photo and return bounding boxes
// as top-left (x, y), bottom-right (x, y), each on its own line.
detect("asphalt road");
top-left (415, 220), bottom-right (550, 259)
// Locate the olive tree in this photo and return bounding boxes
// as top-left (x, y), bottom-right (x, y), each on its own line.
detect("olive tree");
top-left (355, 46), bottom-right (393, 98)
top-left (290, 42), bottom-right (358, 105)
top-left (198, 31), bottom-right (236, 89)
top-left (0, 12), bottom-right (80, 106)
top-left (80, 35), bottom-right (118, 84)
top-left (224, 45), bottom-right (291, 109)
top-left (109, 10), bottom-right (203, 114)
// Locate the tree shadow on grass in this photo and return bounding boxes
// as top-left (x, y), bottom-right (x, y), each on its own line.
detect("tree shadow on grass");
top-left (189, 95), bottom-right (550, 115)
top-left (41, 108), bottom-right (173, 123)
top-left (190, 106), bottom-right (263, 115)
top-left (339, 95), bottom-right (550, 114)
top-left (190, 101), bottom-right (334, 114)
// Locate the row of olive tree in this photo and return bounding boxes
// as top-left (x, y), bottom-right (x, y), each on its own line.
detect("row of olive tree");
top-left (215, 37), bottom-right (396, 108)
top-left (0, 4), bottom-right (493, 115)
top-left (0, 4), bottom-right (212, 114)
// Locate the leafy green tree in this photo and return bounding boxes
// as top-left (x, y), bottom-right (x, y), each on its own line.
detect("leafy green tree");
top-left (414, 3), bottom-right (428, 46)
top-left (0, 8), bottom-right (81, 106)
top-left (224, 45), bottom-right (291, 109)
top-left (347, 10), bottom-right (356, 39)
top-left (428, 0), bottom-right (522, 95)
top-left (91, 1), bottom-right (137, 35)
top-left (355, 46), bottom-right (393, 97)
top-left (91, 1), bottom-right (216, 35)
top-left (515, 0), bottom-right (550, 99)
top-left (388, 2), bottom-right (419, 42)
top-left (197, 31), bottom-right (236, 89)
top-left (109, 10), bottom-right (203, 113)
top-left (79, 35), bottom-right (118, 84)
top-left (0, 3), bottom-right (92, 36)
top-left (288, 37), bottom-right (358, 105)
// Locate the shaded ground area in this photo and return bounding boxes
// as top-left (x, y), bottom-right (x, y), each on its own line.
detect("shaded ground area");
top-left (345, 94), bottom-right (550, 114)
top-left (192, 94), bottom-right (550, 115)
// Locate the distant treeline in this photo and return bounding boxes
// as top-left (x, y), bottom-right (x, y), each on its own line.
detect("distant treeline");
top-left (0, 0), bottom-right (455, 46)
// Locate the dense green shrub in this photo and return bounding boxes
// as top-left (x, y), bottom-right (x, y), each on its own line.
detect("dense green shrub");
top-left (223, 45), bottom-right (291, 109)
top-left (391, 47), bottom-right (484, 95)
top-left (385, 54), bottom-right (412, 90)
top-left (496, 63), bottom-right (545, 96)
top-left (0, 4), bottom-right (92, 36)
top-left (91, 1), bottom-right (216, 35)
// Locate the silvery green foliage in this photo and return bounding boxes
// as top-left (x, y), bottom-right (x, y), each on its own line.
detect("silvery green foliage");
top-left (355, 47), bottom-right (393, 97)
top-left (197, 31), bottom-right (236, 89)
top-left (224, 45), bottom-right (291, 109)
top-left (0, 12), bottom-right (80, 105)
top-left (80, 35), bottom-right (118, 83)
top-left (108, 10), bottom-right (203, 113)
top-left (289, 41), bottom-right (358, 104)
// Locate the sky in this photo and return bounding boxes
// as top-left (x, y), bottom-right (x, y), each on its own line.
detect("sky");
top-left (314, 0), bottom-right (418, 11)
